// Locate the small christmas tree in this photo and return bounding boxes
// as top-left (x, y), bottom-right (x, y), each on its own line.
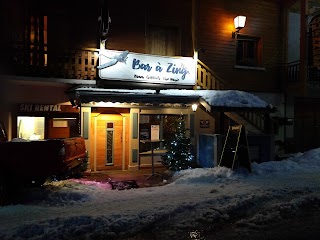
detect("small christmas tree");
top-left (161, 116), bottom-right (195, 171)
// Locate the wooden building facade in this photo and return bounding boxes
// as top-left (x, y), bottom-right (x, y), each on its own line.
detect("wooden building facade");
top-left (197, 0), bottom-right (286, 92)
top-left (1, 0), bottom-right (319, 170)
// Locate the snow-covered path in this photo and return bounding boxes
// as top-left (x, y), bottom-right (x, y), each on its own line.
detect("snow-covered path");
top-left (1, 149), bottom-right (320, 240)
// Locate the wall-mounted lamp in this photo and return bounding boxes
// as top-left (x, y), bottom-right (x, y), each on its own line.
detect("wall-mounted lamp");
top-left (232, 15), bottom-right (246, 38)
top-left (192, 104), bottom-right (198, 112)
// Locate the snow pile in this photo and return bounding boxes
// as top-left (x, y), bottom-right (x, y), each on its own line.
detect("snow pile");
top-left (198, 89), bottom-right (271, 108)
top-left (172, 166), bottom-right (235, 184)
top-left (252, 147), bottom-right (320, 175)
top-left (1, 148), bottom-right (320, 239)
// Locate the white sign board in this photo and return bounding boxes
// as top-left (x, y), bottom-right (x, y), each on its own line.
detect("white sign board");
top-left (98, 49), bottom-right (196, 86)
top-left (151, 125), bottom-right (160, 140)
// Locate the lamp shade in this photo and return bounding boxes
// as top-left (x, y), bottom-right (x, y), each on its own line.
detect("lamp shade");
top-left (234, 16), bottom-right (246, 29)
top-left (192, 104), bottom-right (198, 112)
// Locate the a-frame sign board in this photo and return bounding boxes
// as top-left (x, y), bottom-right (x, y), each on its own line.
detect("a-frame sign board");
top-left (218, 125), bottom-right (251, 172)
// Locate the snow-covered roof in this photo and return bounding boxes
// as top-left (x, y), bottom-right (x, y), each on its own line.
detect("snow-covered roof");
top-left (68, 87), bottom-right (274, 111)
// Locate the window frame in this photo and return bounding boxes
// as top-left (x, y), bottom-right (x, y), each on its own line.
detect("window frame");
top-left (139, 114), bottom-right (186, 154)
top-left (235, 33), bottom-right (264, 69)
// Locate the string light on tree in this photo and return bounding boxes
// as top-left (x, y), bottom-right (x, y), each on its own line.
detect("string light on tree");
top-left (161, 115), bottom-right (195, 171)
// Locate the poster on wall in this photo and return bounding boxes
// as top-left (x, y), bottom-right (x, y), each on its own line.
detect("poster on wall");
top-left (140, 115), bottom-right (150, 124)
top-left (151, 125), bottom-right (160, 140)
top-left (98, 49), bottom-right (196, 87)
top-left (200, 120), bottom-right (210, 128)
top-left (140, 128), bottom-right (149, 140)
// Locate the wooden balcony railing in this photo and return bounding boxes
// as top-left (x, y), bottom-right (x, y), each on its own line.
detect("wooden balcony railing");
top-left (7, 42), bottom-right (320, 90)
top-left (308, 66), bottom-right (320, 87)
top-left (286, 61), bottom-right (320, 87)
top-left (286, 61), bottom-right (300, 84)
top-left (8, 45), bottom-right (226, 88)
top-left (239, 112), bottom-right (276, 134)
top-left (49, 48), bottom-right (99, 80)
top-left (8, 43), bottom-right (99, 80)
top-left (196, 59), bottom-right (226, 90)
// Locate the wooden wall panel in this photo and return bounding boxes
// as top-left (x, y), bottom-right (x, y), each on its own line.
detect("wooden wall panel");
top-left (197, 0), bottom-right (285, 92)
top-left (106, 0), bottom-right (193, 56)
top-left (48, 0), bottom-right (100, 51)
top-left (47, 119), bottom-right (70, 139)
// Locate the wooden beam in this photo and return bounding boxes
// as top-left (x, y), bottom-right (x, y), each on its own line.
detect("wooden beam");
top-left (300, 0), bottom-right (307, 94)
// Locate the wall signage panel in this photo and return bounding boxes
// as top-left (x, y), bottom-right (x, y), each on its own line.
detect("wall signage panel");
top-left (200, 120), bottom-right (210, 128)
top-left (18, 104), bottom-right (78, 113)
top-left (98, 50), bottom-right (196, 86)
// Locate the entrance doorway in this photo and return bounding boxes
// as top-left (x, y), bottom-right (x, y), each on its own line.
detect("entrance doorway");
top-left (93, 114), bottom-right (123, 171)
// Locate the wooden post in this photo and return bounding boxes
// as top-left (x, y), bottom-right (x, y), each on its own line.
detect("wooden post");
top-left (300, 0), bottom-right (307, 94)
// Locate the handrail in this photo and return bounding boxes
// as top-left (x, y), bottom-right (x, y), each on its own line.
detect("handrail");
top-left (49, 48), bottom-right (99, 80)
top-left (285, 60), bottom-right (320, 84)
top-left (239, 112), bottom-right (274, 134)
top-left (195, 59), bottom-right (272, 133)
top-left (196, 59), bottom-right (227, 90)
top-left (286, 61), bottom-right (300, 83)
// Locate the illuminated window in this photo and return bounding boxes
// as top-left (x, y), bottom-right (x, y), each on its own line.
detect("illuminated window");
top-left (236, 34), bottom-right (263, 67)
top-left (139, 115), bottom-right (185, 153)
top-left (17, 116), bottom-right (45, 140)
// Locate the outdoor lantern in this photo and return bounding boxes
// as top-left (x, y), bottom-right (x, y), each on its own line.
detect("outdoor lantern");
top-left (234, 15), bottom-right (246, 30)
top-left (192, 104), bottom-right (198, 112)
top-left (232, 15), bottom-right (246, 38)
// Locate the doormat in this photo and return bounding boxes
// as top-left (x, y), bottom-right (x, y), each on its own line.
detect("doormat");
top-left (108, 180), bottom-right (139, 190)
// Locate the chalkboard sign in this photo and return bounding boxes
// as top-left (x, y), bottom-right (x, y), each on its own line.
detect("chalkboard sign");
top-left (218, 125), bottom-right (251, 172)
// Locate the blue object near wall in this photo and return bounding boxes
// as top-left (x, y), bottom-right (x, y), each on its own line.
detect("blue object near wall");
top-left (198, 134), bottom-right (224, 168)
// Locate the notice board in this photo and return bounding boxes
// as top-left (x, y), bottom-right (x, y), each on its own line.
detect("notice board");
top-left (151, 125), bottom-right (160, 140)
top-left (218, 125), bottom-right (251, 172)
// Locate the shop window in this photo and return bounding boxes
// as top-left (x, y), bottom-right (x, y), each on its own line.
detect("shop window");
top-left (17, 116), bottom-right (45, 140)
top-left (52, 120), bottom-right (68, 127)
top-left (236, 34), bottom-right (263, 67)
top-left (139, 114), bottom-right (185, 153)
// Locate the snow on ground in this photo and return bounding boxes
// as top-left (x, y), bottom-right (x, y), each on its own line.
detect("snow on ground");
top-left (1, 148), bottom-right (320, 240)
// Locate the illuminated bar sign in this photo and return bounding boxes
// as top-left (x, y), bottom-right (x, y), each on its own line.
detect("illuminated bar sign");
top-left (98, 50), bottom-right (196, 86)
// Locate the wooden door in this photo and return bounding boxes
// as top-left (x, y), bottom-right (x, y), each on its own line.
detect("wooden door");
top-left (95, 114), bottom-right (123, 170)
